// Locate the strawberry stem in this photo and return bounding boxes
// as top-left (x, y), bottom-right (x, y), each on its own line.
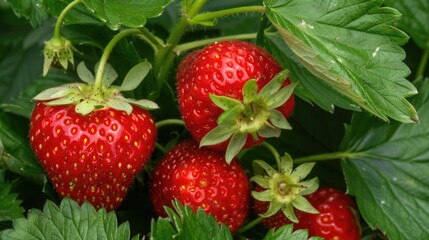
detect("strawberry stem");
top-left (153, 0), bottom-right (208, 89)
top-left (293, 151), bottom-right (359, 165)
top-left (191, 5), bottom-right (266, 23)
top-left (175, 33), bottom-right (257, 52)
top-left (155, 119), bottom-right (185, 129)
top-left (261, 142), bottom-right (281, 170)
top-left (92, 28), bottom-right (141, 100)
top-left (237, 216), bottom-right (263, 234)
top-left (416, 47), bottom-right (429, 81)
top-left (53, 0), bottom-right (83, 39)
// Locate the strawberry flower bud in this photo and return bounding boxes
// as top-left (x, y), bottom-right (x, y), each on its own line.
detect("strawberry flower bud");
top-left (43, 36), bottom-right (75, 76)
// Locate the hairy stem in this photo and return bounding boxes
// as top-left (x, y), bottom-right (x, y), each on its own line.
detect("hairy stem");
top-left (192, 5), bottom-right (266, 23)
top-left (92, 29), bottom-right (141, 99)
top-left (175, 33), bottom-right (258, 52)
top-left (293, 151), bottom-right (354, 165)
top-left (137, 27), bottom-right (164, 54)
top-left (54, 0), bottom-right (83, 39)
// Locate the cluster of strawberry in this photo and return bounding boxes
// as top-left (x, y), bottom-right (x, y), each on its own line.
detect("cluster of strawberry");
top-left (30, 40), bottom-right (360, 238)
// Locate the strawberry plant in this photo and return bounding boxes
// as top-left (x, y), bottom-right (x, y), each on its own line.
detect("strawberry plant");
top-left (0, 0), bottom-right (428, 240)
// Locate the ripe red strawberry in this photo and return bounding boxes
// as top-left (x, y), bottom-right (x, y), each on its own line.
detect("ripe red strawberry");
top-left (253, 187), bottom-right (361, 239)
top-left (30, 102), bottom-right (156, 210)
top-left (149, 139), bottom-right (250, 233)
top-left (177, 40), bottom-right (296, 162)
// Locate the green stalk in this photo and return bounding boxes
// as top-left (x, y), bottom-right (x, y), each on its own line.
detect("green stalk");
top-left (237, 216), bottom-right (263, 234)
top-left (293, 152), bottom-right (355, 165)
top-left (155, 119), bottom-right (185, 129)
top-left (137, 27), bottom-right (164, 54)
top-left (153, 0), bottom-right (208, 86)
top-left (416, 47), bottom-right (429, 81)
top-left (192, 5), bottom-right (266, 23)
top-left (53, 0), bottom-right (83, 39)
top-left (175, 33), bottom-right (258, 52)
top-left (92, 29), bottom-right (141, 99)
top-left (261, 142), bottom-right (281, 170)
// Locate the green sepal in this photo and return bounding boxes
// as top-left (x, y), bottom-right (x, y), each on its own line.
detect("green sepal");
top-left (200, 126), bottom-right (235, 148)
top-left (250, 175), bottom-right (270, 189)
top-left (106, 98), bottom-right (133, 115)
top-left (278, 154), bottom-right (294, 175)
top-left (269, 109), bottom-right (292, 130)
top-left (281, 204), bottom-right (298, 223)
top-left (210, 94), bottom-right (243, 111)
top-left (32, 84), bottom-right (80, 101)
top-left (253, 160), bottom-right (278, 177)
top-left (77, 62), bottom-right (95, 84)
top-left (265, 82), bottom-right (298, 109)
top-left (292, 195), bottom-right (319, 214)
top-left (257, 126), bottom-right (281, 138)
top-left (243, 79), bottom-right (258, 104)
top-left (217, 105), bottom-right (243, 126)
top-left (257, 69), bottom-right (289, 100)
top-left (260, 200), bottom-right (283, 218)
top-left (95, 62), bottom-right (118, 87)
top-left (75, 99), bottom-right (99, 115)
top-left (44, 93), bottom-right (80, 106)
top-left (119, 61), bottom-right (151, 91)
top-left (124, 98), bottom-right (160, 110)
top-left (299, 177), bottom-right (319, 196)
top-left (225, 132), bottom-right (247, 164)
top-left (251, 188), bottom-right (273, 202)
top-left (291, 162), bottom-right (316, 182)
top-left (43, 37), bottom-right (75, 76)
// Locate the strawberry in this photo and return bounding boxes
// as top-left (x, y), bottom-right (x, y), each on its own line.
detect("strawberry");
top-left (149, 139), bottom-right (250, 233)
top-left (253, 187), bottom-right (361, 240)
top-left (177, 40), bottom-right (296, 163)
top-left (29, 61), bottom-right (158, 210)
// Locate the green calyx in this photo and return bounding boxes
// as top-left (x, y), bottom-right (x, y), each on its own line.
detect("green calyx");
top-left (200, 69), bottom-right (297, 163)
top-left (34, 61), bottom-right (159, 116)
top-left (251, 153), bottom-right (319, 223)
top-left (43, 36), bottom-right (75, 76)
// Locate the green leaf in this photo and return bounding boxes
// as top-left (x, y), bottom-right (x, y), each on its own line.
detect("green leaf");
top-left (263, 224), bottom-right (322, 240)
top-left (7, 0), bottom-right (49, 28)
top-left (151, 200), bottom-right (233, 240)
top-left (83, 0), bottom-right (174, 30)
top-left (265, 0), bottom-right (418, 123)
top-left (340, 79), bottom-right (429, 240)
top-left (0, 198), bottom-right (133, 240)
top-left (77, 62), bottom-right (94, 84)
top-left (384, 0), bottom-right (429, 50)
top-left (0, 183), bottom-right (24, 222)
top-left (0, 113), bottom-right (43, 177)
top-left (266, 32), bottom-right (360, 112)
top-left (43, 0), bottom-right (103, 26)
top-left (120, 61), bottom-right (151, 91)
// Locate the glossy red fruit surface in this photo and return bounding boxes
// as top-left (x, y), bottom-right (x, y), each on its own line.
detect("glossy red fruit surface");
top-left (30, 102), bottom-right (156, 210)
top-left (150, 139), bottom-right (250, 233)
top-left (177, 40), bottom-right (295, 150)
top-left (254, 187), bottom-right (360, 240)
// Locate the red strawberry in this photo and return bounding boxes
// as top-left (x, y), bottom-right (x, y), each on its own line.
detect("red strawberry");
top-left (30, 102), bottom-right (156, 210)
top-left (149, 139), bottom-right (250, 233)
top-left (253, 187), bottom-right (361, 239)
top-left (177, 40), bottom-right (296, 162)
